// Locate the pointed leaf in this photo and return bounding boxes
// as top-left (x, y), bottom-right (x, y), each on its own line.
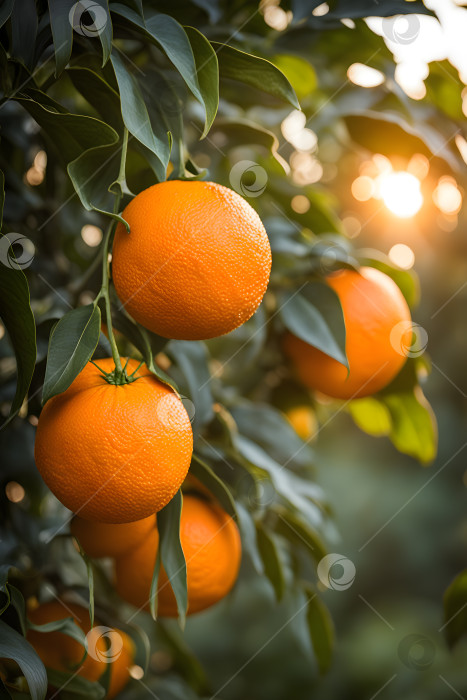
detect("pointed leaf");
top-left (279, 282), bottom-right (347, 367)
top-left (42, 304), bottom-right (101, 404)
top-left (191, 454), bottom-right (237, 520)
top-left (157, 491), bottom-right (187, 627)
top-left (212, 43), bottom-right (299, 109)
top-left (167, 340), bottom-right (213, 435)
top-left (184, 26), bottom-right (219, 137)
top-left (256, 524), bottom-right (285, 602)
top-left (47, 0), bottom-right (74, 76)
top-left (443, 570), bottom-right (467, 649)
top-left (0, 620), bottom-right (47, 700)
top-left (0, 233), bottom-right (37, 426)
top-left (110, 51), bottom-right (169, 174)
top-left (305, 591), bottom-right (334, 675)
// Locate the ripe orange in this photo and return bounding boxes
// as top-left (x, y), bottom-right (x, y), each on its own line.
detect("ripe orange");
top-left (112, 180), bottom-right (271, 340)
top-left (115, 494), bottom-right (241, 616)
top-left (284, 267), bottom-right (411, 399)
top-left (26, 601), bottom-right (106, 682)
top-left (34, 358), bottom-right (193, 523)
top-left (286, 406), bottom-right (318, 441)
top-left (27, 601), bottom-right (134, 697)
top-left (70, 514), bottom-right (156, 558)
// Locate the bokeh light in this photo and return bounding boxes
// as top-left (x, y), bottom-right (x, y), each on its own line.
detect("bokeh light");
top-left (81, 225), bottom-right (103, 247)
top-left (389, 243), bottom-right (415, 269)
top-left (347, 63), bottom-right (385, 87)
top-left (6, 481), bottom-right (25, 503)
top-left (432, 176), bottom-right (462, 215)
top-left (351, 175), bottom-right (375, 201)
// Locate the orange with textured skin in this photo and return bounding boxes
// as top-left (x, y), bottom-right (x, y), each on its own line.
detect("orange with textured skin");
top-left (112, 180), bottom-right (271, 340)
top-left (284, 267), bottom-right (411, 399)
top-left (71, 514), bottom-right (156, 558)
top-left (115, 494), bottom-right (241, 616)
top-left (34, 359), bottom-right (193, 523)
top-left (26, 602), bottom-right (106, 682)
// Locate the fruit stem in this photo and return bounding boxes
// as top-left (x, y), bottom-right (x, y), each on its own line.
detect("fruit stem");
top-left (95, 127), bottom-right (130, 383)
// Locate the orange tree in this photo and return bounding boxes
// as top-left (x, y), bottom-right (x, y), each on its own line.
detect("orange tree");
top-left (0, 1), bottom-right (465, 698)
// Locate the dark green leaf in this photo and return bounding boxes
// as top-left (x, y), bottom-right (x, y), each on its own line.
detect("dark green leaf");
top-left (0, 0), bottom-right (15, 29)
top-left (110, 51), bottom-right (169, 176)
top-left (149, 539), bottom-right (162, 620)
top-left (16, 92), bottom-right (119, 165)
top-left (157, 491), bottom-right (187, 627)
top-left (27, 617), bottom-right (87, 650)
top-left (443, 570), bottom-right (467, 649)
top-left (67, 67), bottom-right (122, 131)
top-left (274, 508), bottom-right (327, 563)
top-left (42, 304), bottom-right (101, 404)
top-left (305, 591), bottom-right (334, 675)
top-left (190, 454), bottom-right (237, 520)
top-left (231, 402), bottom-right (314, 469)
top-left (46, 670), bottom-right (105, 699)
top-left (184, 26), bottom-right (219, 137)
top-left (212, 118), bottom-right (287, 170)
top-left (67, 139), bottom-right (121, 215)
top-left (235, 502), bottom-right (263, 574)
top-left (167, 340), bottom-right (213, 435)
top-left (0, 233), bottom-right (37, 426)
top-left (0, 565), bottom-right (12, 615)
top-left (213, 43), bottom-right (299, 109)
top-left (0, 620), bottom-right (47, 700)
top-left (10, 0), bottom-right (37, 69)
top-left (256, 524), bottom-right (285, 602)
top-left (48, 0), bottom-right (74, 76)
top-left (278, 282), bottom-right (348, 368)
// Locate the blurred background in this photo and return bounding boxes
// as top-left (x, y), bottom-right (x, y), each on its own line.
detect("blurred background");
top-left (1, 1), bottom-right (466, 699)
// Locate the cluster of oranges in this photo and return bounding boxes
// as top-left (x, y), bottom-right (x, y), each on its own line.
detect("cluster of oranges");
top-left (31, 180), bottom-right (412, 695)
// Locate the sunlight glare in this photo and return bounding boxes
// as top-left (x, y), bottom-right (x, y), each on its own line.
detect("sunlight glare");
top-left (377, 171), bottom-right (423, 218)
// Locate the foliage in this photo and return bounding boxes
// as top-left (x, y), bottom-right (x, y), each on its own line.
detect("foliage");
top-left (0, 1), bottom-right (464, 699)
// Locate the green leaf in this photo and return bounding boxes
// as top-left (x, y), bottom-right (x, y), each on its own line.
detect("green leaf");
top-left (110, 51), bottom-right (169, 176)
top-left (443, 570), bottom-right (467, 649)
top-left (305, 591), bottom-right (334, 675)
top-left (0, 565), bottom-right (12, 615)
top-left (0, 233), bottom-right (37, 426)
top-left (236, 436), bottom-right (324, 530)
top-left (93, 0), bottom-right (112, 66)
top-left (0, 0), bottom-right (15, 29)
top-left (67, 139), bottom-right (121, 215)
top-left (272, 54), bottom-right (317, 100)
top-left (184, 26), bottom-right (219, 137)
top-left (381, 387), bottom-right (437, 464)
top-left (27, 617), bottom-right (87, 651)
top-left (273, 508), bottom-right (327, 563)
top-left (212, 118), bottom-right (287, 170)
top-left (16, 92), bottom-right (119, 165)
top-left (42, 304), bottom-right (101, 404)
top-left (231, 402), bottom-right (315, 470)
top-left (278, 282), bottom-right (348, 368)
top-left (212, 43), bottom-right (300, 109)
top-left (46, 670), bottom-right (105, 699)
top-left (67, 67), bottom-right (122, 131)
top-left (149, 538), bottom-right (162, 620)
top-left (190, 454), bottom-right (237, 520)
top-left (167, 341), bottom-right (213, 435)
top-left (10, 0), bottom-right (37, 69)
top-left (256, 524), bottom-right (285, 602)
top-left (348, 397), bottom-right (392, 437)
top-left (0, 620), bottom-right (47, 700)
top-left (157, 491), bottom-right (188, 627)
top-left (48, 0), bottom-right (74, 76)
top-left (235, 502), bottom-right (263, 574)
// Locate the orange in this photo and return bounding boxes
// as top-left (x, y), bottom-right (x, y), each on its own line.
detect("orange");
top-left (105, 628), bottom-right (135, 699)
top-left (286, 406), bottom-right (318, 441)
top-left (26, 601), bottom-right (106, 682)
top-left (27, 601), bottom-right (134, 697)
top-left (112, 180), bottom-right (271, 340)
top-left (34, 358), bottom-right (193, 523)
top-left (115, 494), bottom-right (241, 616)
top-left (284, 267), bottom-right (411, 399)
top-left (71, 514), bottom-right (156, 558)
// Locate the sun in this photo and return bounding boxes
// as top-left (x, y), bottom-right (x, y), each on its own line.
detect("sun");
top-left (377, 171), bottom-right (424, 218)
